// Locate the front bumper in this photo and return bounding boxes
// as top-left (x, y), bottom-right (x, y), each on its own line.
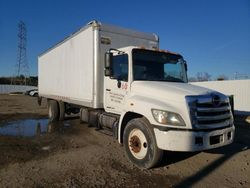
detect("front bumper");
top-left (154, 125), bottom-right (235, 152)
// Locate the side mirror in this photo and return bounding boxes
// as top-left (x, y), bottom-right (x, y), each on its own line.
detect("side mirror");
top-left (105, 52), bottom-right (113, 76)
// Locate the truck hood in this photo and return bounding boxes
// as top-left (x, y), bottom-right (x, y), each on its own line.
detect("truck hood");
top-left (131, 81), bottom-right (214, 102)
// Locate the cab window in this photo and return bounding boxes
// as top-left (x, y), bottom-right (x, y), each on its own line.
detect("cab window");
top-left (111, 54), bottom-right (128, 81)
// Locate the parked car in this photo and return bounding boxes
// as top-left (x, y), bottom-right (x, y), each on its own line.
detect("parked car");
top-left (25, 89), bottom-right (38, 97)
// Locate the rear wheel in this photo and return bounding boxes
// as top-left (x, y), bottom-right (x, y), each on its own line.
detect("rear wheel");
top-left (123, 118), bottom-right (163, 169)
top-left (48, 100), bottom-right (59, 122)
top-left (58, 101), bottom-right (65, 121)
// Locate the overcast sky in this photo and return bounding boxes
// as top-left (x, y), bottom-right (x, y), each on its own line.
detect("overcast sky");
top-left (0, 0), bottom-right (249, 79)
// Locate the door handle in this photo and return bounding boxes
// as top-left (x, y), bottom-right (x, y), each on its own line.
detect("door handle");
top-left (106, 89), bottom-right (111, 91)
top-left (117, 80), bottom-right (121, 88)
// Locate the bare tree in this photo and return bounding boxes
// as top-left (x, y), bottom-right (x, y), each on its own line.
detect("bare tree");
top-left (188, 77), bottom-right (197, 82)
top-left (196, 72), bottom-right (211, 82)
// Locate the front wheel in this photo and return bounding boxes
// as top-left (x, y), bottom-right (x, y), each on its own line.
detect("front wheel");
top-left (123, 118), bottom-right (163, 169)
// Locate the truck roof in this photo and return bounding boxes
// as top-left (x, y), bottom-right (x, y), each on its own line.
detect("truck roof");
top-left (39, 20), bottom-right (159, 57)
top-left (117, 46), bottom-right (182, 58)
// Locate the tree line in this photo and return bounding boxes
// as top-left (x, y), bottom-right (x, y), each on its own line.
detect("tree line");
top-left (0, 75), bottom-right (38, 86)
top-left (188, 72), bottom-right (229, 82)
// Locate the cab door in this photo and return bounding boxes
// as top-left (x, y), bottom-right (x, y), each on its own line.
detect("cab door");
top-left (104, 53), bottom-right (129, 114)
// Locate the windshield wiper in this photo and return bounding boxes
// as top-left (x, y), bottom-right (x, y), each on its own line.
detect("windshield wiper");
top-left (150, 78), bottom-right (184, 82)
top-left (165, 79), bottom-right (184, 83)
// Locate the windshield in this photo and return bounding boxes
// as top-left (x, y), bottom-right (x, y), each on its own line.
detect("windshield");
top-left (132, 49), bottom-right (187, 83)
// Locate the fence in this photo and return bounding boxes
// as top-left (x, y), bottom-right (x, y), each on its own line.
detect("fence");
top-left (1, 81), bottom-right (249, 113)
top-left (0, 85), bottom-right (37, 94)
top-left (191, 80), bottom-right (250, 113)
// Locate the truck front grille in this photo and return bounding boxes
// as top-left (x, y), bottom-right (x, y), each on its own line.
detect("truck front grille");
top-left (186, 93), bottom-right (233, 129)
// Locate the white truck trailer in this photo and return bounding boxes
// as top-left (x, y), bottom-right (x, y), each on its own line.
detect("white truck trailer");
top-left (38, 20), bottom-right (235, 168)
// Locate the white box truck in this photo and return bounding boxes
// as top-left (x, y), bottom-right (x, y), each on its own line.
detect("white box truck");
top-left (38, 20), bottom-right (235, 168)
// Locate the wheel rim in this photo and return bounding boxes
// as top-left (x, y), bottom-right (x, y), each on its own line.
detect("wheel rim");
top-left (128, 128), bottom-right (148, 159)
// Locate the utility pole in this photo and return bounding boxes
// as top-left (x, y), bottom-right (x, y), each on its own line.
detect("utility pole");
top-left (13, 21), bottom-right (29, 85)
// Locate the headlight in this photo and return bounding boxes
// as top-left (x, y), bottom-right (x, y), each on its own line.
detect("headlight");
top-left (151, 109), bottom-right (185, 126)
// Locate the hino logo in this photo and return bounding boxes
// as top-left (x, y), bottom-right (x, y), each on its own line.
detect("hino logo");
top-left (212, 94), bottom-right (221, 107)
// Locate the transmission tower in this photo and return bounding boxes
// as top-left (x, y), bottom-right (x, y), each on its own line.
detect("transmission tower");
top-left (14, 21), bottom-right (29, 85)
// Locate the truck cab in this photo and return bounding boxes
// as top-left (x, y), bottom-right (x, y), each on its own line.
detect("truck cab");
top-left (104, 46), bottom-right (234, 168)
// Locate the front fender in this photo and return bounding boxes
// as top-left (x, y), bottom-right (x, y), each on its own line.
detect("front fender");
top-left (125, 95), bottom-right (181, 124)
top-left (118, 95), bottom-right (188, 143)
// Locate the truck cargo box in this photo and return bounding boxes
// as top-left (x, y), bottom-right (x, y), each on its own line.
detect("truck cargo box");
top-left (38, 21), bottom-right (159, 108)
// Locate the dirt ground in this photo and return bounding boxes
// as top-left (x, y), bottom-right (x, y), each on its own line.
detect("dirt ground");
top-left (0, 94), bottom-right (249, 188)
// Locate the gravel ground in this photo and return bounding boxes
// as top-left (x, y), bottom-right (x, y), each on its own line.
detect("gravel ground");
top-left (0, 94), bottom-right (249, 187)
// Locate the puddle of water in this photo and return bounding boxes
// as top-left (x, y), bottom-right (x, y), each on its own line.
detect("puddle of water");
top-left (0, 119), bottom-right (69, 137)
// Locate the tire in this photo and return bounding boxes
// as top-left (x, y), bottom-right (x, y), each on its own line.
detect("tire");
top-left (123, 117), bottom-right (163, 169)
top-left (58, 101), bottom-right (65, 121)
top-left (48, 100), bottom-right (59, 122)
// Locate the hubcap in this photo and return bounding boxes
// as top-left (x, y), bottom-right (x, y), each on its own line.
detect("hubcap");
top-left (128, 128), bottom-right (148, 159)
top-left (130, 135), bottom-right (141, 153)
